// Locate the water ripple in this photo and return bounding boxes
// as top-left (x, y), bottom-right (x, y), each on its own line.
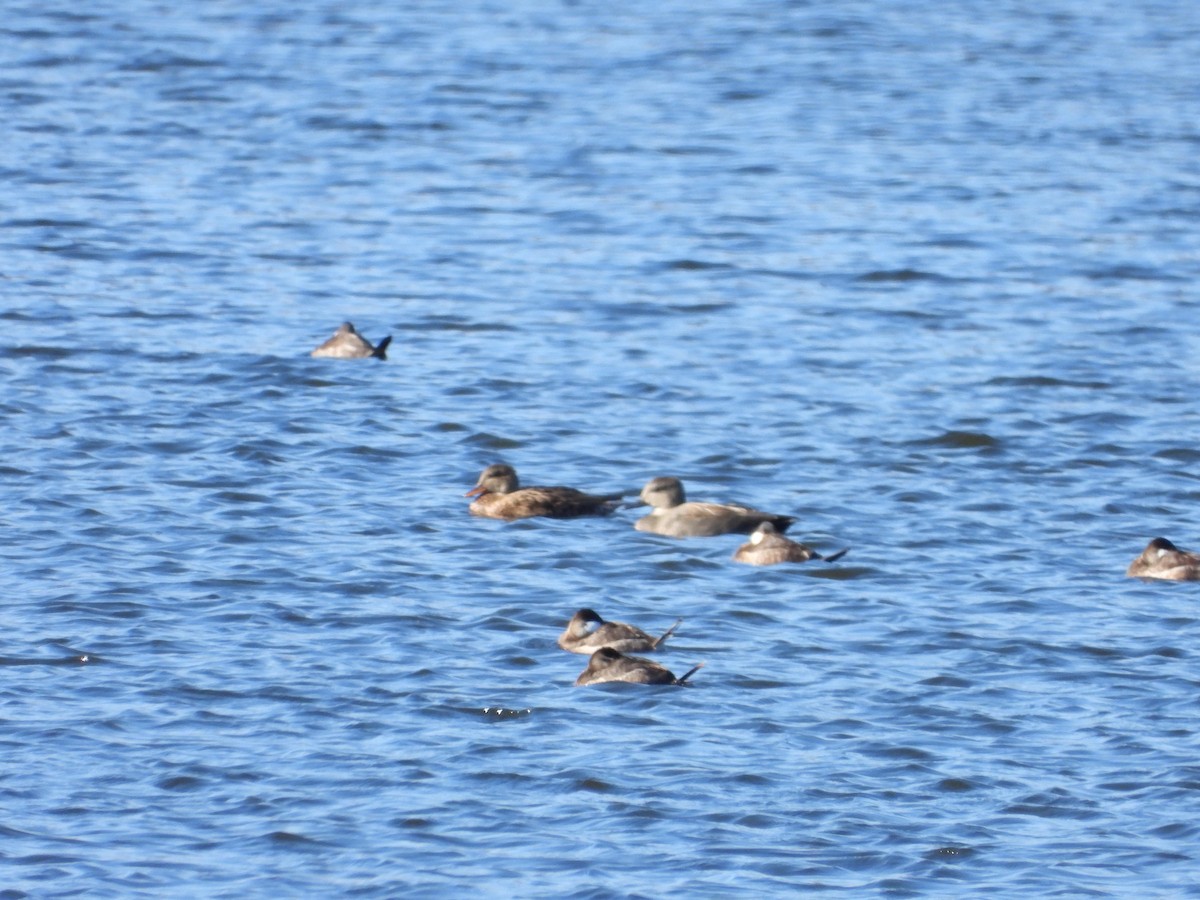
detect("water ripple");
top-left (2, 0), bottom-right (1199, 897)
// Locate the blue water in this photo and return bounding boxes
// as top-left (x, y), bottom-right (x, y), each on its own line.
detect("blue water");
top-left (3, 0), bottom-right (1200, 896)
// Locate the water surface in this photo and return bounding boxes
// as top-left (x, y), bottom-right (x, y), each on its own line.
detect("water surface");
top-left (3, 0), bottom-right (1200, 896)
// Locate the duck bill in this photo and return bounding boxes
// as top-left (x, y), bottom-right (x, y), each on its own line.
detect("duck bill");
top-left (464, 485), bottom-right (486, 497)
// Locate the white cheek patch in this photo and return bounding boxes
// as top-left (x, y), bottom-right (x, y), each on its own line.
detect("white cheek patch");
top-left (751, 530), bottom-right (766, 545)
top-left (582, 619), bottom-right (602, 635)
top-left (1157, 548), bottom-right (1169, 560)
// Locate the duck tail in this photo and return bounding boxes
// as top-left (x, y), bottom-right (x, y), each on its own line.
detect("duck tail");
top-left (821, 548), bottom-right (850, 563)
top-left (594, 491), bottom-right (629, 508)
top-left (372, 335), bottom-right (392, 360)
top-left (674, 662), bottom-right (705, 685)
top-left (598, 496), bottom-right (626, 515)
top-left (652, 618), bottom-right (683, 649)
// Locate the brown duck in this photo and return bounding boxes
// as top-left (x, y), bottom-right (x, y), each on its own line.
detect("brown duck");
top-left (574, 647), bottom-right (704, 687)
top-left (557, 608), bottom-right (681, 655)
top-left (310, 322), bottom-right (391, 360)
top-left (634, 476), bottom-right (795, 538)
top-left (733, 522), bottom-right (850, 567)
top-left (1126, 537), bottom-right (1200, 581)
top-left (465, 464), bottom-right (623, 520)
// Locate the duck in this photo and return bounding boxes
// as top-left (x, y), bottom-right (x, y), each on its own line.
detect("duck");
top-left (633, 476), bottom-right (795, 538)
top-left (574, 647), bottom-right (704, 687)
top-left (1126, 537), bottom-right (1200, 581)
top-left (310, 322), bottom-right (392, 360)
top-left (733, 522), bottom-right (850, 566)
top-left (465, 464), bottom-right (624, 520)
top-left (557, 608), bottom-right (682, 655)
